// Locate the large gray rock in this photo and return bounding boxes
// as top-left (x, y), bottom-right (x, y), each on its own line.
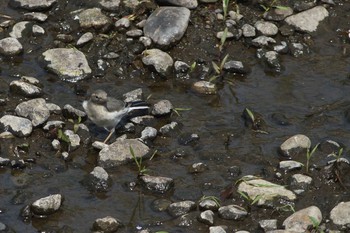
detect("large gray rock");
top-left (42, 48), bottom-right (91, 82)
top-left (144, 7), bottom-right (190, 48)
top-left (10, 0), bottom-right (57, 10)
top-left (142, 49), bottom-right (173, 76)
top-left (283, 206), bottom-right (322, 232)
top-left (0, 115), bottom-right (32, 137)
top-left (330, 201), bottom-right (350, 225)
top-left (98, 138), bottom-right (150, 168)
top-left (237, 176), bottom-right (296, 206)
top-left (15, 98), bottom-right (50, 127)
top-left (77, 8), bottom-right (111, 29)
top-left (156, 0), bottom-right (198, 9)
top-left (284, 6), bottom-right (329, 32)
top-left (31, 194), bottom-right (62, 215)
top-left (0, 37), bottom-right (23, 55)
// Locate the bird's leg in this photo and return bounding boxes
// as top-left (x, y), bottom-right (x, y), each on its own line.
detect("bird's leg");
top-left (103, 128), bottom-right (115, 144)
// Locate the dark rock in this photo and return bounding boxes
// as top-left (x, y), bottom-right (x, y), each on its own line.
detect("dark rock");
top-left (62, 104), bottom-right (87, 121)
top-left (290, 42), bottom-right (308, 57)
top-left (159, 121), bottom-right (179, 136)
top-left (151, 198), bottom-right (172, 212)
top-left (223, 60), bottom-right (249, 74)
top-left (178, 133), bottom-right (199, 145)
top-left (257, 49), bottom-right (281, 72)
top-left (83, 166), bottom-right (111, 192)
top-left (188, 162), bottom-right (207, 173)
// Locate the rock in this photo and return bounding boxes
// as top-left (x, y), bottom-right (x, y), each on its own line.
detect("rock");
top-left (42, 48), bottom-right (92, 82)
top-left (167, 200), bottom-right (196, 217)
top-left (198, 210), bottom-right (214, 225)
top-left (279, 160), bottom-right (303, 171)
top-left (263, 7), bottom-right (293, 21)
top-left (290, 174), bottom-right (312, 191)
top-left (83, 166), bottom-right (111, 192)
top-left (242, 24), bottom-right (256, 37)
top-left (216, 30), bottom-right (234, 40)
top-left (285, 6), bottom-right (329, 32)
top-left (140, 175), bottom-right (174, 193)
top-left (218, 205), bottom-right (248, 220)
top-left (152, 198), bottom-right (172, 211)
top-left (126, 29), bottom-right (143, 37)
top-left (178, 133), bottom-right (199, 145)
top-left (237, 176), bottom-right (296, 207)
top-left (254, 20), bottom-right (278, 36)
top-left (123, 88), bottom-right (143, 102)
top-left (274, 41), bottom-right (289, 54)
top-left (9, 0), bottom-right (57, 10)
top-left (140, 126), bottom-right (157, 141)
top-left (174, 60), bottom-right (190, 74)
top-left (32, 24), bottom-right (45, 35)
top-left (293, 0), bottom-right (316, 12)
top-left (76, 32), bottom-right (93, 46)
top-left (252, 36), bottom-right (276, 47)
top-left (15, 98), bottom-right (50, 127)
top-left (9, 21), bottom-right (31, 38)
top-left (93, 216), bottom-right (121, 232)
top-left (279, 134), bottom-right (311, 158)
top-left (51, 139), bottom-right (60, 150)
top-left (290, 43), bottom-right (307, 57)
top-left (156, 0), bottom-right (197, 9)
top-left (209, 226), bottom-right (227, 233)
top-left (115, 17), bottom-right (130, 28)
top-left (257, 49), bottom-right (281, 72)
top-left (62, 104), bottom-right (87, 121)
top-left (10, 80), bottom-right (42, 97)
top-left (31, 194), bottom-right (62, 215)
top-left (130, 115), bottom-right (155, 125)
top-left (198, 199), bottom-right (220, 211)
top-left (43, 121), bottom-right (65, 131)
top-left (223, 60), bottom-right (248, 74)
top-left (139, 36), bottom-right (152, 47)
top-left (283, 206), bottom-right (322, 232)
top-left (143, 7), bottom-right (190, 48)
top-left (99, 0), bottom-right (120, 10)
top-left (64, 130), bottom-right (80, 150)
top-left (98, 138), bottom-right (150, 168)
top-left (0, 157), bottom-right (10, 166)
top-left (46, 103), bottom-right (61, 114)
top-left (330, 201), bottom-right (350, 225)
top-left (20, 76), bottom-right (40, 85)
top-left (0, 115), bottom-right (32, 137)
top-left (142, 49), bottom-right (173, 76)
top-left (159, 122), bottom-right (179, 136)
top-left (192, 81), bottom-right (217, 94)
top-left (259, 219), bottom-right (277, 231)
top-left (0, 37), bottom-right (23, 55)
top-left (23, 12), bottom-right (48, 22)
top-left (151, 99), bottom-right (173, 116)
top-left (77, 8), bottom-right (111, 29)
top-left (188, 162), bottom-right (207, 173)
top-left (229, 10), bottom-right (243, 21)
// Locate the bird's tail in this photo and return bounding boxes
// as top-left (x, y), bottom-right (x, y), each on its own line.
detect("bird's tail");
top-left (127, 101), bottom-right (150, 112)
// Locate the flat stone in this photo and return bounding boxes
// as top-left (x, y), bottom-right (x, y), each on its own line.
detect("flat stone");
top-left (280, 134), bottom-right (311, 157)
top-left (283, 206), bottom-right (322, 232)
top-left (31, 194), bottom-right (62, 215)
top-left (98, 138), bottom-right (150, 168)
top-left (285, 6), bottom-right (329, 32)
top-left (144, 7), bottom-right (190, 48)
top-left (0, 37), bottom-right (23, 55)
top-left (209, 226), bottom-right (227, 233)
top-left (140, 126), bottom-right (157, 141)
top-left (237, 176), bottom-right (296, 206)
top-left (123, 88), bottom-right (143, 102)
top-left (9, 0), bottom-right (57, 10)
top-left (15, 98), bottom-right (50, 127)
top-left (42, 48), bottom-right (92, 82)
top-left (252, 36), bottom-right (276, 47)
top-left (76, 32), bottom-right (93, 46)
top-left (32, 24), bottom-right (45, 35)
top-left (223, 60), bottom-right (248, 74)
top-left (9, 21), bottom-right (31, 38)
top-left (242, 24), bottom-right (256, 37)
top-left (77, 8), bottom-right (111, 29)
top-left (279, 160), bottom-right (303, 171)
top-left (23, 12), bottom-right (48, 22)
top-left (330, 202), bottom-right (350, 225)
top-left (0, 115), bottom-right (32, 137)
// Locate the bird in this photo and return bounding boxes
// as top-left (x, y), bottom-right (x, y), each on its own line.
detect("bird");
top-left (82, 89), bottom-right (149, 143)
